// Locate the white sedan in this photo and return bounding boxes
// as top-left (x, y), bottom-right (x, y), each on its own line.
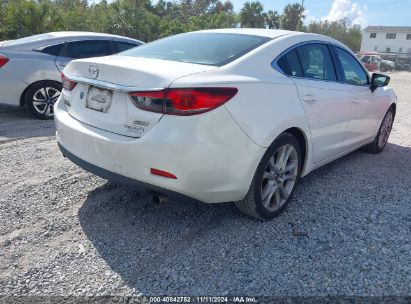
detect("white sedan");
top-left (55, 29), bottom-right (396, 220)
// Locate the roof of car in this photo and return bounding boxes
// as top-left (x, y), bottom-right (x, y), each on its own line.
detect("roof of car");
top-left (0, 31), bottom-right (143, 49)
top-left (47, 31), bottom-right (129, 39)
top-left (193, 28), bottom-right (347, 50)
top-left (195, 28), bottom-right (297, 38)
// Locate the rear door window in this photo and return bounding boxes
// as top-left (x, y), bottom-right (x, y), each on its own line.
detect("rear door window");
top-left (295, 43), bottom-right (337, 81)
top-left (277, 49), bottom-right (303, 77)
top-left (62, 40), bottom-right (111, 59)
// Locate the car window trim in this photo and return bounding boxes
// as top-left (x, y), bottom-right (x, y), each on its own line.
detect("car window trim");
top-left (327, 44), bottom-right (344, 83)
top-left (272, 40), bottom-right (353, 85)
top-left (57, 41), bottom-right (69, 58)
top-left (331, 45), bottom-right (370, 87)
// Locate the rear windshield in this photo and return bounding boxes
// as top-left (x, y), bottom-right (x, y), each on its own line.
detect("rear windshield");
top-left (120, 33), bottom-right (271, 66)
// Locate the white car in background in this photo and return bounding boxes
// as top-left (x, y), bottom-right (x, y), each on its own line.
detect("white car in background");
top-left (0, 32), bottom-right (142, 119)
top-left (55, 29), bottom-right (396, 220)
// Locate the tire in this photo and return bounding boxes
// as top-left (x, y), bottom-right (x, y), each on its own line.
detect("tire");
top-left (24, 81), bottom-right (62, 119)
top-left (235, 132), bottom-right (302, 220)
top-left (363, 107), bottom-right (394, 154)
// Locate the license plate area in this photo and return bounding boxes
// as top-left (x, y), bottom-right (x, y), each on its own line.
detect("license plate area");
top-left (86, 86), bottom-right (113, 113)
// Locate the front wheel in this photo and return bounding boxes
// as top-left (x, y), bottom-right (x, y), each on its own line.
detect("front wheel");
top-left (363, 107), bottom-right (394, 154)
top-left (25, 81), bottom-right (62, 119)
top-left (235, 132), bottom-right (302, 220)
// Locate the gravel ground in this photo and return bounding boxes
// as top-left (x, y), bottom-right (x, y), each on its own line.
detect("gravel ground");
top-left (0, 72), bottom-right (410, 298)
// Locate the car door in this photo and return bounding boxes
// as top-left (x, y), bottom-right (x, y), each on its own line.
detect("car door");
top-left (279, 43), bottom-right (351, 164)
top-left (333, 47), bottom-right (379, 148)
top-left (55, 39), bottom-right (112, 72)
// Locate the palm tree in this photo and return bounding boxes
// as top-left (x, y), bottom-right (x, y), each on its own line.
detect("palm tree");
top-left (281, 2), bottom-right (305, 31)
top-left (265, 9), bottom-right (280, 29)
top-left (240, 1), bottom-right (265, 28)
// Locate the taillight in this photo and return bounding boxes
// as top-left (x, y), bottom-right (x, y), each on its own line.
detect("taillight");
top-left (130, 90), bottom-right (165, 113)
top-left (61, 73), bottom-right (77, 91)
top-left (129, 87), bottom-right (238, 115)
top-left (0, 55), bottom-right (9, 68)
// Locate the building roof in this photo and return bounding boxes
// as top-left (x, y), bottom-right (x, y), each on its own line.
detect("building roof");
top-left (364, 26), bottom-right (411, 33)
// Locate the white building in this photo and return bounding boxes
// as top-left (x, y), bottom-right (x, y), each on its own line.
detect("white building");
top-left (361, 26), bottom-right (411, 54)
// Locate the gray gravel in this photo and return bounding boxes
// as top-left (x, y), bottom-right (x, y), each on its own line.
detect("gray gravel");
top-left (0, 72), bottom-right (410, 298)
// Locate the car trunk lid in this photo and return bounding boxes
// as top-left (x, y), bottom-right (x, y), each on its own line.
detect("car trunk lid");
top-left (62, 56), bottom-right (216, 138)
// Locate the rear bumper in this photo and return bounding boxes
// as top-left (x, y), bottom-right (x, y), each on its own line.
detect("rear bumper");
top-left (58, 142), bottom-right (200, 203)
top-left (54, 96), bottom-right (264, 203)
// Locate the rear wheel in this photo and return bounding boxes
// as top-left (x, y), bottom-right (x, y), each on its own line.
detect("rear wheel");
top-left (25, 81), bottom-right (62, 119)
top-left (364, 107), bottom-right (394, 154)
top-left (235, 133), bottom-right (302, 220)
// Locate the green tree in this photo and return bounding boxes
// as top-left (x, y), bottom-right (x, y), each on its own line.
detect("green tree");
top-left (0, 0), bottom-right (364, 50)
top-left (2, 0), bottom-right (62, 39)
top-left (265, 9), bottom-right (280, 29)
top-left (281, 2), bottom-right (305, 31)
top-left (105, 0), bottom-right (160, 41)
top-left (211, 0), bottom-right (234, 13)
top-left (240, 1), bottom-right (265, 28)
top-left (0, 0), bottom-right (8, 39)
top-left (306, 19), bottom-right (362, 52)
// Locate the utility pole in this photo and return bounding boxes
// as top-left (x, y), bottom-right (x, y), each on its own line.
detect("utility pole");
top-left (299, 0), bottom-right (305, 31)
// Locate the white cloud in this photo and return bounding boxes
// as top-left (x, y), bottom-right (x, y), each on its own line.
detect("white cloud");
top-left (322, 0), bottom-right (368, 28)
top-left (304, 9), bottom-right (319, 24)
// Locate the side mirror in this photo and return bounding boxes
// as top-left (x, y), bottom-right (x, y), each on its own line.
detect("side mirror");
top-left (370, 73), bottom-right (390, 93)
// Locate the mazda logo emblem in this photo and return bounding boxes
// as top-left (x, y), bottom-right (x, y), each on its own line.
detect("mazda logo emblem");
top-left (89, 64), bottom-right (99, 79)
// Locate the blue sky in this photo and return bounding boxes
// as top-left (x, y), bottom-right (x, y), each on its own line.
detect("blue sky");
top-left (229, 0), bottom-right (411, 27)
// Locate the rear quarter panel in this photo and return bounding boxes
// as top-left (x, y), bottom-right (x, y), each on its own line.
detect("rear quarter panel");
top-left (0, 69), bottom-right (27, 105)
top-left (2, 51), bottom-right (60, 84)
top-left (223, 80), bottom-right (308, 148)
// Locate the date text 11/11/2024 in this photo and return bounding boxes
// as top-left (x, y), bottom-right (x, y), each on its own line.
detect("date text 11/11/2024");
top-left (148, 296), bottom-right (257, 303)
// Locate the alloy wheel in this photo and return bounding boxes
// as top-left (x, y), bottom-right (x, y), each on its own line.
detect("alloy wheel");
top-left (32, 87), bottom-right (61, 117)
top-left (378, 111), bottom-right (393, 149)
top-left (261, 144), bottom-right (299, 212)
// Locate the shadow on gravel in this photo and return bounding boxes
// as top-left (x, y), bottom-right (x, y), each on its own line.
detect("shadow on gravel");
top-left (0, 105), bottom-right (55, 141)
top-left (78, 142), bottom-right (411, 295)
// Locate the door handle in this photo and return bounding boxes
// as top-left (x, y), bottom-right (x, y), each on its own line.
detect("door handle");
top-left (351, 97), bottom-right (360, 104)
top-left (302, 94), bottom-right (317, 103)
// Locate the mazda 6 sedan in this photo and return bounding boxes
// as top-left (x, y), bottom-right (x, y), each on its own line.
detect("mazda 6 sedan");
top-left (55, 29), bottom-right (396, 220)
top-left (0, 31), bottom-right (142, 119)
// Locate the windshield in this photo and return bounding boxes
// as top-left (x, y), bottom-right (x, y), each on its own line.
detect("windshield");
top-left (120, 32), bottom-right (271, 66)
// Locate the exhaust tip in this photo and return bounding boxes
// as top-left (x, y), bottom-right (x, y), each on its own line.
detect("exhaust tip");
top-left (152, 193), bottom-right (169, 204)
